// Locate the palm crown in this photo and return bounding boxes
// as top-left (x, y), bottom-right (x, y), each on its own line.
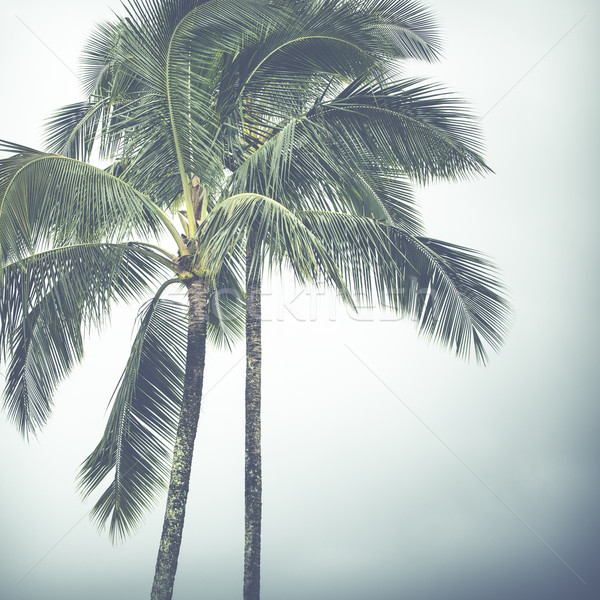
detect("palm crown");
top-left (0, 1), bottom-right (510, 598)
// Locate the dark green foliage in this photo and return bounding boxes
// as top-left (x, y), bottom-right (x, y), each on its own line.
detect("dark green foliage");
top-left (78, 294), bottom-right (187, 541)
top-left (0, 243), bottom-right (167, 438)
top-left (0, 0), bottom-right (510, 571)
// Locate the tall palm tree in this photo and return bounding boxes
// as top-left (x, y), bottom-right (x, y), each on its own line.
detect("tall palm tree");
top-left (192, 2), bottom-right (510, 598)
top-left (1, 2), bottom-right (510, 600)
top-left (1, 2), bottom-right (351, 598)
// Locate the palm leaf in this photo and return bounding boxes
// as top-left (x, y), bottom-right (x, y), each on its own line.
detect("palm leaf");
top-left (78, 290), bottom-right (187, 542)
top-left (218, 0), bottom-right (442, 180)
top-left (0, 143), bottom-right (164, 260)
top-left (311, 76), bottom-right (491, 183)
top-left (228, 76), bottom-right (489, 228)
top-left (44, 101), bottom-right (106, 162)
top-left (298, 211), bottom-right (511, 363)
top-left (233, 120), bottom-right (426, 233)
top-left (359, 0), bottom-right (442, 61)
top-left (398, 235), bottom-right (511, 363)
top-left (197, 193), bottom-right (351, 302)
top-left (3, 292), bottom-right (83, 439)
top-left (0, 242), bottom-right (168, 437)
top-left (91, 0), bottom-right (284, 198)
top-left (206, 256), bottom-right (246, 350)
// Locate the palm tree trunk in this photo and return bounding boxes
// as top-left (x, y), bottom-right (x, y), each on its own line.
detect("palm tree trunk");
top-left (244, 238), bottom-right (262, 600)
top-left (151, 276), bottom-right (209, 600)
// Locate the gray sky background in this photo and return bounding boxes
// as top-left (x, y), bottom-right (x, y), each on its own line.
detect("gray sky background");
top-left (1, 0), bottom-right (599, 599)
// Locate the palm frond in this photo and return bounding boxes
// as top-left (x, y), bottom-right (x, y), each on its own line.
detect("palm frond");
top-left (2, 290), bottom-right (83, 439)
top-left (0, 242), bottom-right (169, 437)
top-left (231, 75), bottom-right (489, 199)
top-left (197, 193), bottom-right (351, 302)
top-left (270, 0), bottom-right (440, 64)
top-left (358, 0), bottom-right (442, 61)
top-left (310, 76), bottom-right (491, 183)
top-left (78, 289), bottom-right (187, 542)
top-left (96, 0), bottom-right (284, 195)
top-left (217, 0), bottom-right (441, 163)
top-left (79, 18), bottom-right (145, 100)
top-left (399, 235), bottom-right (511, 363)
top-left (298, 210), bottom-right (511, 363)
top-left (44, 100), bottom-right (107, 161)
top-left (207, 256), bottom-right (245, 350)
top-left (0, 144), bottom-right (164, 260)
top-left (342, 171), bottom-right (424, 235)
top-left (228, 77), bottom-right (488, 227)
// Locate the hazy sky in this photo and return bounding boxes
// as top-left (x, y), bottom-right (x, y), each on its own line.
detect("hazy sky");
top-left (1, 1), bottom-right (599, 599)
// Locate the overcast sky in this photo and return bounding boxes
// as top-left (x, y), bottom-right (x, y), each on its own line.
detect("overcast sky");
top-left (1, 1), bottom-right (599, 599)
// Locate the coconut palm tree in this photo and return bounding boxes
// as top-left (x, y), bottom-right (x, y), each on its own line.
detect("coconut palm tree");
top-left (191, 2), bottom-right (510, 598)
top-left (0, 2), bottom-right (350, 598)
top-left (1, 1), bottom-right (510, 600)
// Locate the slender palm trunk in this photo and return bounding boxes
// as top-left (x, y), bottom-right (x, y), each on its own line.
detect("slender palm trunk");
top-left (244, 239), bottom-right (262, 600)
top-left (151, 276), bottom-right (209, 600)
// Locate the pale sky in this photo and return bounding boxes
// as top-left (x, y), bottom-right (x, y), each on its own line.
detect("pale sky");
top-left (1, 1), bottom-right (599, 599)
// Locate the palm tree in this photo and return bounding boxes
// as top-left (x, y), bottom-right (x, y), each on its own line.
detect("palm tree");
top-left (1, 2), bottom-right (510, 600)
top-left (1, 3), bottom-right (350, 598)
top-left (191, 2), bottom-right (510, 598)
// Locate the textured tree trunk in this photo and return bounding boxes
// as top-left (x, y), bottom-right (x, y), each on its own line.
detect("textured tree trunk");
top-left (151, 276), bottom-right (209, 600)
top-left (244, 238), bottom-right (262, 600)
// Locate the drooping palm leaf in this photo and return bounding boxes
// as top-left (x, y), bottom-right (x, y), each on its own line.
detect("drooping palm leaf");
top-left (311, 76), bottom-right (491, 182)
top-left (44, 100), bottom-right (107, 162)
top-left (43, 17), bottom-right (143, 165)
top-left (0, 142), bottom-right (165, 260)
top-left (206, 256), bottom-right (246, 350)
top-left (397, 235), bottom-right (510, 363)
top-left (197, 193), bottom-right (351, 303)
top-left (0, 242), bottom-right (169, 437)
top-left (231, 76), bottom-right (490, 215)
top-left (3, 294), bottom-right (83, 439)
top-left (78, 290), bottom-right (187, 542)
top-left (298, 210), bottom-right (510, 363)
top-left (229, 116), bottom-right (426, 235)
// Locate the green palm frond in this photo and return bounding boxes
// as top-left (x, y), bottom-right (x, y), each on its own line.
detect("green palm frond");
top-left (228, 76), bottom-right (488, 226)
top-left (236, 35), bottom-right (377, 124)
top-left (359, 0), bottom-right (441, 61)
top-left (297, 209), bottom-right (405, 303)
top-left (3, 290), bottom-right (83, 439)
top-left (217, 0), bottom-right (441, 178)
top-left (44, 18), bottom-right (142, 164)
top-left (207, 257), bottom-right (245, 350)
top-left (247, 130), bottom-right (426, 233)
top-left (0, 242), bottom-right (169, 437)
top-left (78, 290), bottom-right (187, 542)
top-left (0, 143), bottom-right (164, 260)
top-left (79, 18), bottom-right (145, 100)
top-left (341, 171), bottom-right (424, 235)
top-left (311, 76), bottom-right (491, 183)
top-left (197, 193), bottom-right (351, 302)
top-left (397, 235), bottom-right (511, 363)
top-left (44, 101), bottom-right (106, 161)
top-left (298, 211), bottom-right (511, 363)
top-left (228, 117), bottom-right (301, 200)
top-left (94, 0), bottom-right (283, 195)
top-left (270, 0), bottom-right (440, 64)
